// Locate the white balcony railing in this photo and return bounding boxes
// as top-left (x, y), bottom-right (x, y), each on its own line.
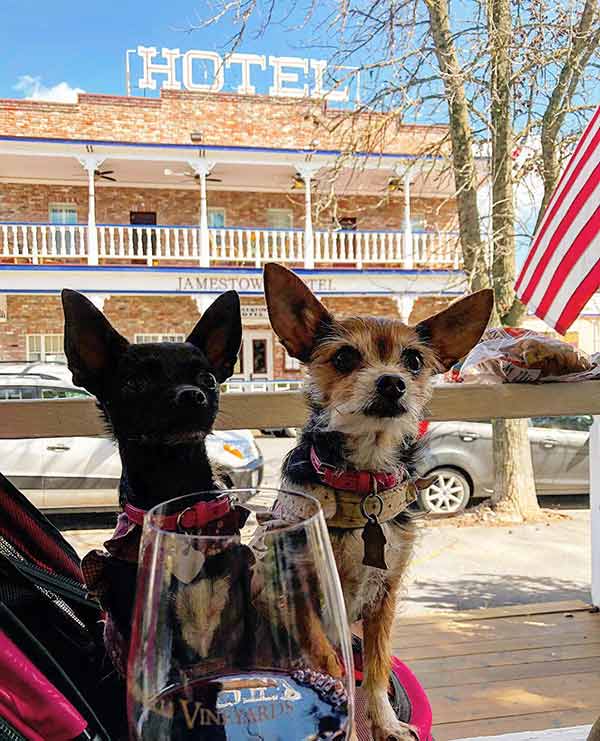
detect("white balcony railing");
top-left (0, 222), bottom-right (461, 269)
top-left (0, 223), bottom-right (88, 262)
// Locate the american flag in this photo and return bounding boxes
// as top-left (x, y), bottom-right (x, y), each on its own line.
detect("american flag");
top-left (515, 105), bottom-right (600, 334)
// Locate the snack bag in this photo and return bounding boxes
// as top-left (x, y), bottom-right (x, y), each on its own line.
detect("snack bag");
top-left (454, 327), bottom-right (595, 384)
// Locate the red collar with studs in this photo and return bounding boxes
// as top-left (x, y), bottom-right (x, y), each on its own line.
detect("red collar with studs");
top-left (124, 495), bottom-right (235, 533)
top-left (310, 446), bottom-right (402, 495)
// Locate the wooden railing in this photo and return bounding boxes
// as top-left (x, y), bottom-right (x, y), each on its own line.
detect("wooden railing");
top-left (1, 381), bottom-right (596, 438)
top-left (1, 381), bottom-right (597, 612)
top-left (0, 223), bottom-right (461, 269)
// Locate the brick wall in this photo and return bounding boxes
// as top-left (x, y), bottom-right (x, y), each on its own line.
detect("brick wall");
top-left (0, 296), bottom-right (65, 360)
top-left (0, 182), bottom-right (457, 232)
top-left (0, 293), bottom-right (403, 376)
top-left (0, 90), bottom-right (448, 155)
top-left (103, 296), bottom-right (201, 339)
top-left (408, 296), bottom-right (455, 324)
top-left (322, 296), bottom-right (400, 319)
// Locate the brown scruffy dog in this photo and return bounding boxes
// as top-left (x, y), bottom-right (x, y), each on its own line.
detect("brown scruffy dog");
top-left (263, 262), bottom-right (493, 741)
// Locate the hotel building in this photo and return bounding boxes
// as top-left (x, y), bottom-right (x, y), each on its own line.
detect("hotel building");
top-left (0, 83), bottom-right (596, 383)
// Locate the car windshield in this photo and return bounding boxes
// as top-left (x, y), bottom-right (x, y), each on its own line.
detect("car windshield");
top-left (40, 388), bottom-right (90, 399)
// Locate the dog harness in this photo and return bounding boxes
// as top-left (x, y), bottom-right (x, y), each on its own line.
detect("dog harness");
top-left (273, 447), bottom-right (420, 570)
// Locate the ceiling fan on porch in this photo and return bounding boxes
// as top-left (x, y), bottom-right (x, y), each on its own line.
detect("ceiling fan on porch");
top-left (94, 168), bottom-right (117, 183)
top-left (163, 168), bottom-right (222, 183)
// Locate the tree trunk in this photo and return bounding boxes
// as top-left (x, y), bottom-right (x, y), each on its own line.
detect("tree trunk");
top-left (488, 0), bottom-right (539, 519)
top-left (490, 418), bottom-right (540, 519)
top-left (424, 0), bottom-right (489, 291)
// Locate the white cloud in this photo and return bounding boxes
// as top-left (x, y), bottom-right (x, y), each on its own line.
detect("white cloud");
top-left (13, 75), bottom-right (84, 103)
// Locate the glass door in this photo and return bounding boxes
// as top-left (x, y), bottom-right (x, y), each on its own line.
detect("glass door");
top-left (234, 332), bottom-right (273, 390)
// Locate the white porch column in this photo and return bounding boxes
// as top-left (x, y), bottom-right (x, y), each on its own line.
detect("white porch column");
top-left (296, 164), bottom-right (320, 270)
top-left (403, 169), bottom-right (414, 269)
top-left (192, 295), bottom-right (215, 315)
top-left (591, 416), bottom-right (600, 607)
top-left (188, 159), bottom-right (215, 268)
top-left (87, 294), bottom-right (109, 312)
top-left (78, 155), bottom-right (105, 266)
top-left (394, 294), bottom-right (415, 324)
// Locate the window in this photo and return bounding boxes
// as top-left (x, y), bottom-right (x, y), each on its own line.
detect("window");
top-left (252, 339), bottom-right (268, 374)
top-left (49, 205), bottom-right (77, 255)
top-left (49, 205), bottom-right (77, 225)
top-left (266, 209), bottom-right (293, 229)
top-left (130, 212), bottom-right (157, 226)
top-left (26, 334), bottom-right (65, 362)
top-left (130, 212), bottom-right (157, 256)
top-left (337, 217), bottom-right (357, 231)
top-left (0, 387), bottom-right (36, 400)
top-left (208, 208), bottom-right (226, 228)
top-left (284, 353), bottom-right (301, 371)
top-left (135, 334), bottom-right (185, 344)
top-left (208, 208), bottom-right (226, 248)
top-left (41, 388), bottom-right (89, 399)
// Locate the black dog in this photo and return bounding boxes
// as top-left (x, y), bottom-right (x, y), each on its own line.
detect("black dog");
top-left (61, 289), bottom-right (245, 674)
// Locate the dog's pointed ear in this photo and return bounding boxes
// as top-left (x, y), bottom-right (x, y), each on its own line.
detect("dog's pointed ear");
top-left (416, 289), bottom-right (494, 370)
top-left (263, 263), bottom-right (332, 362)
top-left (187, 290), bottom-right (242, 382)
top-left (62, 289), bottom-right (129, 394)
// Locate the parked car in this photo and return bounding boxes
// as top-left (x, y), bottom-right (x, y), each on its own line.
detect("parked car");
top-left (417, 415), bottom-right (592, 515)
top-left (0, 362), bottom-right (263, 513)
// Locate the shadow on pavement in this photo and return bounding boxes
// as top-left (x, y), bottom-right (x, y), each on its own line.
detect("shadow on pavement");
top-left (407, 572), bottom-right (590, 612)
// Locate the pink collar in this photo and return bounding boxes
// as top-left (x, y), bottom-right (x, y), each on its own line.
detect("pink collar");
top-left (310, 446), bottom-right (400, 496)
top-left (124, 495), bottom-right (232, 532)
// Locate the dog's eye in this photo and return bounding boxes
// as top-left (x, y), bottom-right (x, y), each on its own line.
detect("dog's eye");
top-left (197, 371), bottom-right (218, 390)
top-left (332, 346), bottom-right (362, 373)
top-left (402, 348), bottom-right (423, 374)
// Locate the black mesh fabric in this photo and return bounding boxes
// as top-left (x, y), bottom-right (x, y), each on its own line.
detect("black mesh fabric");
top-left (0, 472), bottom-right (127, 739)
top-left (0, 473), bottom-right (81, 580)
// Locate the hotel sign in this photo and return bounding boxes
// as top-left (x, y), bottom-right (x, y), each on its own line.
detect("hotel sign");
top-left (133, 46), bottom-right (358, 103)
top-left (176, 275), bottom-right (334, 293)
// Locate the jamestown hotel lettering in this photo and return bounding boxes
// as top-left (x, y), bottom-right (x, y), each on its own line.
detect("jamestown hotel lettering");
top-left (176, 276), bottom-right (334, 293)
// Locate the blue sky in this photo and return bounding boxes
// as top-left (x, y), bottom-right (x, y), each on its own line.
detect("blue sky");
top-left (0, 0), bottom-right (318, 101)
top-left (0, 0), bottom-right (559, 263)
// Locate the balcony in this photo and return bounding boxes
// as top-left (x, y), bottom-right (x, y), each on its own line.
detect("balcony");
top-left (0, 222), bottom-right (461, 270)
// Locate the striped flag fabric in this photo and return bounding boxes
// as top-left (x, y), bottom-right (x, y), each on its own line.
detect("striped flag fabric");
top-left (515, 105), bottom-right (600, 334)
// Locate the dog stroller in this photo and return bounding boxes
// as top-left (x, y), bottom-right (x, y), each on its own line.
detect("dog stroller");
top-left (0, 470), bottom-right (433, 741)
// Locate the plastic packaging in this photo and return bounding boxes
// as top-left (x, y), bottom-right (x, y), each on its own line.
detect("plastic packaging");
top-left (447, 327), bottom-right (599, 384)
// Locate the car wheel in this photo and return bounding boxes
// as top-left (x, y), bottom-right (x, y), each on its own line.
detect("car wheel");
top-left (418, 468), bottom-right (471, 515)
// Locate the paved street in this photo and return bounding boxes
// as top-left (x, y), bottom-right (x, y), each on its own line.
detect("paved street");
top-left (62, 436), bottom-right (592, 616)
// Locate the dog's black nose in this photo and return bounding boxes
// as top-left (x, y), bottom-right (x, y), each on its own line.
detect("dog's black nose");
top-left (376, 374), bottom-right (406, 400)
top-left (175, 386), bottom-right (208, 407)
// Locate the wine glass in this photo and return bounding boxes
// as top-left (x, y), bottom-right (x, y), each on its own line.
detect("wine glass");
top-left (128, 488), bottom-right (355, 740)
